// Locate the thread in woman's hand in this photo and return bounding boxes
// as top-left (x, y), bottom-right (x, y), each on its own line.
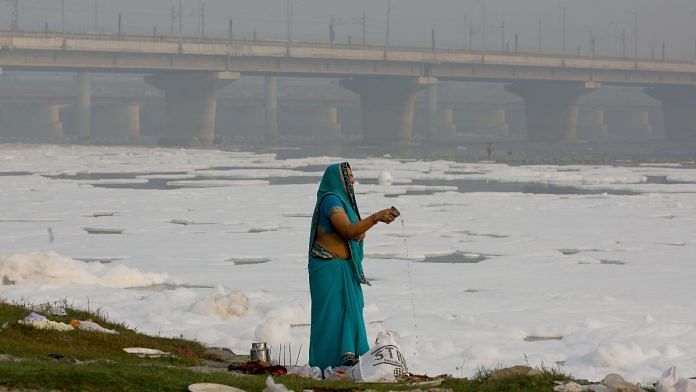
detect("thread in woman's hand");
top-left (400, 216), bottom-right (409, 258)
top-left (400, 214), bottom-right (418, 360)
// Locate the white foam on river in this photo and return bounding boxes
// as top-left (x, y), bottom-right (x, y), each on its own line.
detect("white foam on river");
top-left (1, 144), bottom-right (696, 383)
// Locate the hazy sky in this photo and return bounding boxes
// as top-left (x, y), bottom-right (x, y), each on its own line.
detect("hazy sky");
top-left (3, 0), bottom-right (696, 59)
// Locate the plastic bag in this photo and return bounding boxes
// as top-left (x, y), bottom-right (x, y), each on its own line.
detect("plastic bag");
top-left (323, 365), bottom-right (359, 381)
top-left (656, 367), bottom-right (696, 392)
top-left (18, 312), bottom-right (74, 332)
top-left (354, 331), bottom-right (409, 382)
top-left (70, 320), bottom-right (118, 334)
top-left (263, 376), bottom-right (293, 392)
top-left (286, 364), bottom-right (322, 380)
top-left (22, 312), bottom-right (47, 323)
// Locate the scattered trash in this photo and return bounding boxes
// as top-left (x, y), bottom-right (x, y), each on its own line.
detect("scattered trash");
top-left (354, 330), bottom-right (409, 382)
top-left (228, 361), bottom-right (287, 375)
top-left (656, 367), bottom-right (696, 392)
top-left (123, 347), bottom-right (170, 358)
top-left (553, 381), bottom-right (589, 392)
top-left (262, 376), bottom-right (293, 392)
top-left (23, 312), bottom-right (47, 322)
top-left (188, 383), bottom-right (247, 392)
top-left (323, 365), bottom-right (358, 381)
top-left (398, 373), bottom-right (447, 386)
top-left (32, 303), bottom-right (68, 317)
top-left (70, 319), bottom-right (118, 334)
top-left (18, 312), bottom-right (73, 332)
top-left (286, 364), bottom-right (322, 380)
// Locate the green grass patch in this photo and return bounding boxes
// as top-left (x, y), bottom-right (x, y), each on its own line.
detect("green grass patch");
top-left (0, 299), bottom-right (204, 366)
top-left (0, 300), bottom-right (572, 391)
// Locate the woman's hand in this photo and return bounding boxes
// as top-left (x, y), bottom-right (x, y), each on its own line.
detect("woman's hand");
top-left (376, 208), bottom-right (399, 224)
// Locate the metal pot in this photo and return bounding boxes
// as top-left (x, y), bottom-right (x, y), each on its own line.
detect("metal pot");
top-left (250, 342), bottom-right (270, 363)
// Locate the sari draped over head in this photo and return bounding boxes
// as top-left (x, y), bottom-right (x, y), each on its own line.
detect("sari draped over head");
top-left (307, 162), bottom-right (370, 371)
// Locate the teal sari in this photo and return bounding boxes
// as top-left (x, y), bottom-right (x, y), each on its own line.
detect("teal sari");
top-left (308, 163), bottom-right (370, 371)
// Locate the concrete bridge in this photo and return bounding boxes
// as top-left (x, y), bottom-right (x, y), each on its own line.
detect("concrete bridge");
top-left (1, 31), bottom-right (695, 144)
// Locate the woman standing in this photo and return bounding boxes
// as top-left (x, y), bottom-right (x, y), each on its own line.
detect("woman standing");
top-left (308, 162), bottom-right (399, 370)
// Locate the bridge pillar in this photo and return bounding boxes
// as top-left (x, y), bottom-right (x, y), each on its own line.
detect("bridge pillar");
top-left (76, 73), bottom-right (91, 140)
top-left (604, 108), bottom-right (653, 140)
top-left (145, 71), bottom-right (239, 144)
top-left (645, 86), bottom-right (696, 141)
top-left (506, 82), bottom-right (596, 142)
top-left (638, 110), bottom-right (654, 138)
top-left (265, 76), bottom-right (279, 140)
top-left (438, 106), bottom-right (458, 138)
top-left (478, 108), bottom-right (509, 135)
top-left (426, 84), bottom-right (438, 139)
top-left (0, 103), bottom-right (63, 139)
top-left (92, 103), bottom-right (141, 138)
top-left (340, 76), bottom-right (437, 144)
top-left (595, 110), bottom-right (609, 138)
top-left (578, 109), bottom-right (608, 139)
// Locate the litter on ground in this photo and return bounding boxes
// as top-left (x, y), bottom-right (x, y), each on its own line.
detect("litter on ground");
top-left (188, 383), bottom-right (247, 392)
top-left (70, 319), bottom-right (118, 334)
top-left (122, 347), bottom-right (170, 358)
top-left (18, 312), bottom-right (73, 332)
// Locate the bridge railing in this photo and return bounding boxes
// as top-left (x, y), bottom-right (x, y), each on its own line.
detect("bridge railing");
top-left (3, 28), bottom-right (695, 67)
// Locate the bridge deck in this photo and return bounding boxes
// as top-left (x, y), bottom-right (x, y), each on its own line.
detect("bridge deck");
top-left (1, 31), bottom-right (696, 86)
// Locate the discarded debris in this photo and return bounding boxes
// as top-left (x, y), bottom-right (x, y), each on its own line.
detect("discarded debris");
top-left (70, 319), bottom-right (118, 334)
top-left (228, 361), bottom-right (287, 376)
top-left (18, 312), bottom-right (73, 332)
top-left (32, 303), bottom-right (68, 316)
top-left (122, 347), bottom-right (170, 358)
top-left (263, 376), bottom-right (292, 392)
top-left (188, 383), bottom-right (247, 392)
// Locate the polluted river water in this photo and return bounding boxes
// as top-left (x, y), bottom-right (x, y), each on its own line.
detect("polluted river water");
top-left (1, 144), bottom-right (696, 383)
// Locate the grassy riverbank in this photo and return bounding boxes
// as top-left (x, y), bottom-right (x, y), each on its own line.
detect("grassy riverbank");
top-left (0, 300), bottom-right (573, 391)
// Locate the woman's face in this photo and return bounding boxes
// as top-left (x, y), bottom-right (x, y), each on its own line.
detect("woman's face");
top-left (346, 167), bottom-right (355, 185)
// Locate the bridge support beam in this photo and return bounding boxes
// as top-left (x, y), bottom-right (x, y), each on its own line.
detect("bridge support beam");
top-left (0, 103), bottom-right (63, 139)
top-left (645, 86), bottom-right (696, 141)
top-left (76, 73), bottom-right (91, 140)
top-left (92, 103), bottom-right (140, 138)
top-left (265, 76), bottom-right (279, 140)
top-left (340, 76), bottom-right (436, 144)
top-left (506, 82), bottom-right (597, 142)
top-left (145, 71), bottom-right (239, 144)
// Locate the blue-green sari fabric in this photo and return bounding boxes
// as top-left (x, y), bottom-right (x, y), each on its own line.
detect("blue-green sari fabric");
top-left (308, 163), bottom-right (370, 371)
